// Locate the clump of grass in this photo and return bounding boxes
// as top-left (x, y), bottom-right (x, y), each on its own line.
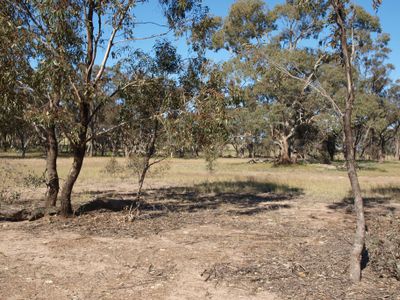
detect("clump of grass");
top-left (0, 161), bottom-right (23, 205)
top-left (103, 157), bottom-right (123, 175)
top-left (0, 190), bottom-right (21, 205)
top-left (22, 171), bottom-right (46, 188)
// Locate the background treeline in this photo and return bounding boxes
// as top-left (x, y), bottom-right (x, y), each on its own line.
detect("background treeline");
top-left (0, 0), bottom-right (399, 216)
top-left (1, 1), bottom-right (399, 165)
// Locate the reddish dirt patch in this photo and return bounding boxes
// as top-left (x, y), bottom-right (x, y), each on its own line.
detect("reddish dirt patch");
top-left (1, 188), bottom-right (399, 299)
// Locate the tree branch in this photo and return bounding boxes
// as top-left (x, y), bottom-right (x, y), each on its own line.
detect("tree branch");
top-left (85, 121), bottom-right (128, 143)
top-left (94, 1), bottom-right (133, 85)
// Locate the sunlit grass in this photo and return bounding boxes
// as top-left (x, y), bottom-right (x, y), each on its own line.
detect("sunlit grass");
top-left (1, 154), bottom-right (399, 204)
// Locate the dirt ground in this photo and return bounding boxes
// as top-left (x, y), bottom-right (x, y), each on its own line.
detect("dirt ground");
top-left (1, 158), bottom-right (400, 299)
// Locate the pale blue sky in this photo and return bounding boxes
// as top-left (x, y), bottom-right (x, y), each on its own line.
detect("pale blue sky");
top-left (118, 0), bottom-right (399, 80)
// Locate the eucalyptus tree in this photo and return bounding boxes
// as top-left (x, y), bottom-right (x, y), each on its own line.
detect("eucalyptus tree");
top-left (0, 3), bottom-right (33, 155)
top-left (222, 58), bottom-right (269, 158)
top-left (257, 0), bottom-right (389, 281)
top-left (3, 0), bottom-right (84, 208)
top-left (214, 0), bottom-right (329, 163)
top-left (191, 66), bottom-right (229, 170)
top-left (269, 0), bottom-right (386, 282)
top-left (213, 0), bottom-right (390, 282)
top-left (292, 0), bottom-right (384, 282)
top-left (326, 0), bottom-right (372, 282)
top-left (9, 0), bottom-right (205, 216)
top-left (227, 107), bottom-right (269, 158)
top-left (118, 41), bottom-right (185, 196)
top-left (354, 32), bottom-right (398, 162)
top-left (386, 81), bottom-right (400, 160)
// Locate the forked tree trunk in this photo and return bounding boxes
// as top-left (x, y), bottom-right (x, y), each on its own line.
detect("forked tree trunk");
top-left (45, 125), bottom-right (59, 207)
top-left (333, 0), bottom-right (365, 283)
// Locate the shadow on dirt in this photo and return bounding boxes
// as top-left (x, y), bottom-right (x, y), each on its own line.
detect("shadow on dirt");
top-left (370, 186), bottom-right (400, 198)
top-left (75, 180), bottom-right (303, 217)
top-left (327, 185), bottom-right (399, 215)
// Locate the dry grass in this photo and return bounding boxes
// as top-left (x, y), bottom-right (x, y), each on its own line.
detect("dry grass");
top-left (1, 155), bottom-right (399, 299)
top-left (1, 155), bottom-right (399, 206)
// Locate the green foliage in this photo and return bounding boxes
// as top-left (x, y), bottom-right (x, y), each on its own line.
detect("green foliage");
top-left (191, 67), bottom-right (229, 168)
top-left (213, 0), bottom-right (273, 52)
top-left (126, 155), bottom-right (170, 179)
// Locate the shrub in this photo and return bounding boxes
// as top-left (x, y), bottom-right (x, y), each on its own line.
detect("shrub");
top-left (22, 171), bottom-right (46, 188)
top-left (103, 157), bottom-right (122, 175)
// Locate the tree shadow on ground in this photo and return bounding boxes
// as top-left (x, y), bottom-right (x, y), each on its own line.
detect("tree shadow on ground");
top-left (327, 185), bottom-right (399, 215)
top-left (369, 186), bottom-right (400, 198)
top-left (331, 160), bottom-right (388, 172)
top-left (75, 180), bottom-right (303, 217)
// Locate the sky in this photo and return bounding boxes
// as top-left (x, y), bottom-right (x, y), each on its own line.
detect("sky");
top-left (121, 0), bottom-right (399, 80)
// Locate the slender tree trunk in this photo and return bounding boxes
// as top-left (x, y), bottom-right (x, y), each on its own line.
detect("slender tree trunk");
top-left (359, 126), bottom-right (371, 159)
top-left (59, 145), bottom-right (85, 216)
top-left (359, 141), bottom-right (370, 160)
top-left (137, 160), bottom-right (150, 198)
top-left (59, 94), bottom-right (90, 216)
top-left (21, 141), bottom-right (27, 158)
top-left (87, 140), bottom-right (94, 157)
top-left (112, 142), bottom-right (118, 157)
top-left (232, 142), bottom-right (240, 158)
top-left (239, 147), bottom-right (244, 158)
top-left (17, 131), bottom-right (27, 158)
top-left (2, 133), bottom-right (9, 152)
top-left (124, 145), bottom-right (131, 158)
top-left (247, 142), bottom-right (254, 158)
top-left (137, 120), bottom-right (159, 198)
top-left (88, 121), bottom-right (95, 157)
top-left (326, 134), bottom-right (336, 162)
top-left (45, 125), bottom-right (59, 207)
top-left (333, 0), bottom-right (365, 283)
top-left (343, 108), bottom-right (365, 283)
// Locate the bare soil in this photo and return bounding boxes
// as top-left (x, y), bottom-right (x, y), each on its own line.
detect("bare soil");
top-left (1, 183), bottom-right (399, 300)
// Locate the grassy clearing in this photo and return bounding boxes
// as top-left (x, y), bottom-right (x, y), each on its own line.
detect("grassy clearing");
top-left (0, 154), bottom-right (399, 205)
top-left (1, 155), bottom-right (399, 299)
